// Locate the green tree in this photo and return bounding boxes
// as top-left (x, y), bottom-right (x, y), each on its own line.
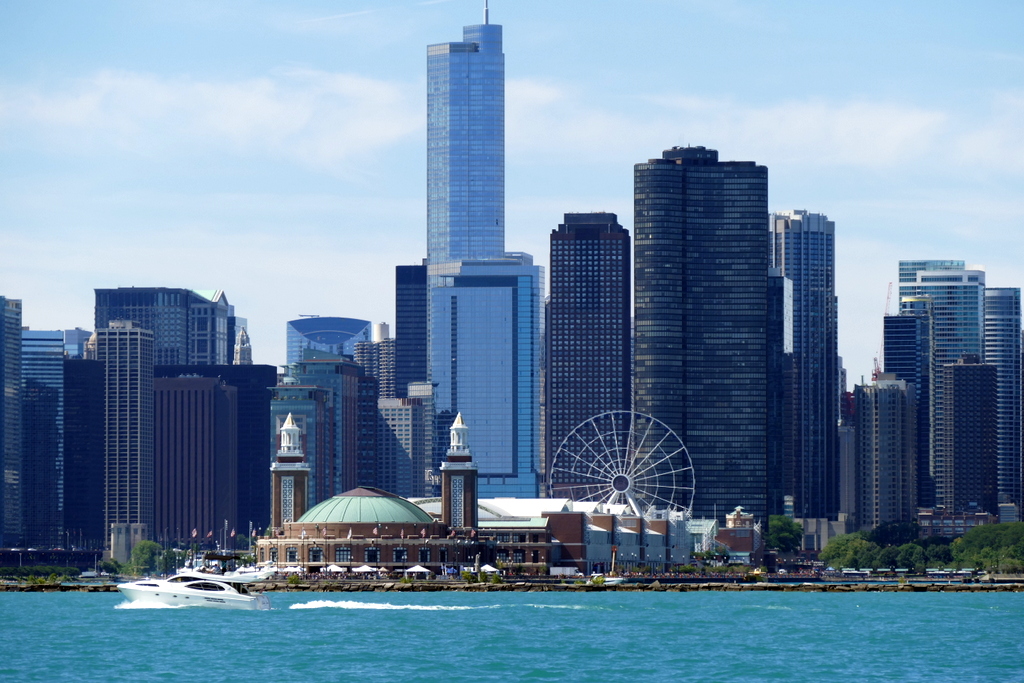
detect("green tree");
top-left (819, 533), bottom-right (873, 568)
top-left (767, 516), bottom-right (803, 553)
top-left (128, 541), bottom-right (163, 575)
top-left (896, 543), bottom-right (926, 571)
top-left (868, 521), bottom-right (920, 547)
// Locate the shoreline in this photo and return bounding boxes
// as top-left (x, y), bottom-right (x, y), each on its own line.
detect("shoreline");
top-left (4, 580), bottom-right (1024, 593)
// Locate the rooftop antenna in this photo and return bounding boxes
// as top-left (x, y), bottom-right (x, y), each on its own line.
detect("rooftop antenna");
top-left (484, 0), bottom-right (489, 24)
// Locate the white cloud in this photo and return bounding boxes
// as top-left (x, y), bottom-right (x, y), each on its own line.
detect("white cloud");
top-left (508, 78), bottom-right (951, 169)
top-left (0, 69), bottom-right (422, 171)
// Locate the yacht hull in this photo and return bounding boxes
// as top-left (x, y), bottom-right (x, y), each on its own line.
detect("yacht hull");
top-left (117, 580), bottom-right (271, 610)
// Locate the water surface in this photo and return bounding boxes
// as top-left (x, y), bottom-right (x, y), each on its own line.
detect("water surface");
top-left (2, 591), bottom-right (1022, 681)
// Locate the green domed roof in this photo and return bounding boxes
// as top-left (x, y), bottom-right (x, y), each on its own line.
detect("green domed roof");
top-left (297, 487), bottom-right (433, 525)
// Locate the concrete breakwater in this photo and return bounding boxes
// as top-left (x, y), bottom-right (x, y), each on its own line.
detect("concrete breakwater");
top-left (4, 580), bottom-right (1024, 593)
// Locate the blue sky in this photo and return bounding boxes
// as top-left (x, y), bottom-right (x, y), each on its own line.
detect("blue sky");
top-left (2, 0), bottom-right (1023, 381)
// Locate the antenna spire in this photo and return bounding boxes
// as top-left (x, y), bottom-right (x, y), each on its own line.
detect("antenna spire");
top-left (484, 0), bottom-right (489, 24)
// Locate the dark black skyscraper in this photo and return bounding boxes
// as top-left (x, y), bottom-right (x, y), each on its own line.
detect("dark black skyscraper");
top-left (634, 146), bottom-right (769, 521)
top-left (395, 265), bottom-right (429, 398)
top-left (546, 213), bottom-right (632, 486)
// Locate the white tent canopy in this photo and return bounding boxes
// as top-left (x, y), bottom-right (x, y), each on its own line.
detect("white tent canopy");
top-left (480, 564), bottom-right (499, 573)
top-left (324, 565), bottom-right (346, 573)
top-left (280, 566), bottom-right (303, 573)
top-left (352, 565), bottom-right (379, 573)
top-left (404, 565), bottom-right (430, 574)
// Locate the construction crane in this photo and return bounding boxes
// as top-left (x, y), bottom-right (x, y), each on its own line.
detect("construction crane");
top-left (872, 282), bottom-right (893, 381)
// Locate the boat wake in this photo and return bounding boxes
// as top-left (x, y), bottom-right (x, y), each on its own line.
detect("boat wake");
top-left (115, 600), bottom-right (191, 610)
top-left (290, 600), bottom-right (491, 611)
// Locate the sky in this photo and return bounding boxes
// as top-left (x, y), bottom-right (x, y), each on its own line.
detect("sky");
top-left (2, 0), bottom-right (1023, 383)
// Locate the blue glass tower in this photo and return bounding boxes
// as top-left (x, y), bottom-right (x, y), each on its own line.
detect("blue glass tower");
top-left (427, 11), bottom-right (504, 265)
top-left (425, 11), bottom-right (541, 498)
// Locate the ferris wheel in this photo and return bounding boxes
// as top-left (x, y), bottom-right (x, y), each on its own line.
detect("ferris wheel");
top-left (548, 411), bottom-right (695, 517)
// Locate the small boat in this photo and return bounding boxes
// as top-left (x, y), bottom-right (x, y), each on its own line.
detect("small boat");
top-left (117, 573), bottom-right (271, 610)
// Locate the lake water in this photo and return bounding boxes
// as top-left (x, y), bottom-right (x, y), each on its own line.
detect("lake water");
top-left (2, 590), bottom-right (1023, 681)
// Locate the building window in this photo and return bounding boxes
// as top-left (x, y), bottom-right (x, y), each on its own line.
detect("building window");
top-left (496, 533), bottom-right (510, 543)
top-left (452, 476), bottom-right (464, 527)
top-left (270, 548), bottom-right (278, 563)
top-left (281, 476), bottom-right (295, 523)
top-left (497, 549), bottom-right (509, 563)
top-left (335, 546), bottom-right (352, 563)
top-left (365, 547), bottom-right (380, 564)
top-left (258, 548), bottom-right (264, 563)
top-left (419, 547), bottom-right (431, 564)
top-left (286, 547), bottom-right (298, 563)
top-left (532, 550), bottom-right (539, 564)
top-left (513, 550), bottom-right (525, 564)
top-left (394, 547), bottom-right (408, 563)
top-left (309, 547), bottom-right (323, 563)
top-left (514, 534), bottom-right (527, 543)
top-left (439, 548), bottom-right (448, 563)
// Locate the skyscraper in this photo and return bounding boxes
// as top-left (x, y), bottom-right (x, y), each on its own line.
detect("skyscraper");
top-left (766, 269), bottom-right (793, 516)
top-left (854, 376), bottom-right (917, 528)
top-left (429, 257), bottom-right (542, 497)
top-left (898, 261), bottom-right (985, 508)
top-left (427, 8), bottom-right (504, 266)
top-left (0, 297), bottom-right (22, 547)
top-left (941, 357), bottom-right (998, 514)
top-left (884, 297), bottom-right (934, 507)
top-left (984, 287), bottom-right (1021, 506)
top-left (95, 288), bottom-right (233, 365)
top-left (394, 264), bottom-right (429, 399)
top-left (21, 330), bottom-right (65, 548)
top-left (93, 321), bottom-right (154, 562)
top-left (634, 146), bottom-right (769, 521)
top-left (154, 363), bottom-right (276, 538)
top-left (546, 213), bottom-right (631, 489)
top-left (425, 12), bottom-right (541, 498)
top-left (153, 376), bottom-right (237, 547)
top-left (771, 210), bottom-right (839, 519)
top-left (63, 358), bottom-right (105, 549)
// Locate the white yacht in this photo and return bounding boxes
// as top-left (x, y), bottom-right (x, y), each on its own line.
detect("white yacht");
top-left (117, 572), bottom-right (271, 610)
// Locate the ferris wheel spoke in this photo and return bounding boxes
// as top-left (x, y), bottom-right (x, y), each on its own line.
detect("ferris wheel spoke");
top-left (630, 444), bottom-right (687, 479)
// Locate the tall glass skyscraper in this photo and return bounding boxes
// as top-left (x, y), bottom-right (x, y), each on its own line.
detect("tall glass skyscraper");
top-left (425, 12), bottom-right (541, 498)
top-left (984, 287), bottom-right (1021, 506)
top-left (634, 146), bottom-right (769, 521)
top-left (427, 11), bottom-right (504, 265)
top-left (771, 210), bottom-right (839, 520)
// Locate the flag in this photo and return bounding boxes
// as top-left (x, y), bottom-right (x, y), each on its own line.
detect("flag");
top-left (206, 530), bottom-right (213, 538)
top-left (470, 529), bottom-right (476, 538)
top-left (347, 527), bottom-right (352, 540)
top-left (230, 528), bottom-right (236, 538)
top-left (322, 526), bottom-right (327, 538)
top-left (400, 528), bottom-right (405, 539)
top-left (191, 528), bottom-right (198, 538)
top-left (301, 528), bottom-right (307, 539)
top-left (421, 527), bottom-right (427, 538)
top-left (372, 526), bottom-right (379, 536)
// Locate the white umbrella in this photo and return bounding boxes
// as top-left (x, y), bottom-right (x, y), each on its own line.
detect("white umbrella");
top-left (404, 565), bottom-right (430, 574)
top-left (480, 564), bottom-right (499, 573)
top-left (280, 566), bottom-right (303, 573)
top-left (352, 564), bottom-right (378, 573)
